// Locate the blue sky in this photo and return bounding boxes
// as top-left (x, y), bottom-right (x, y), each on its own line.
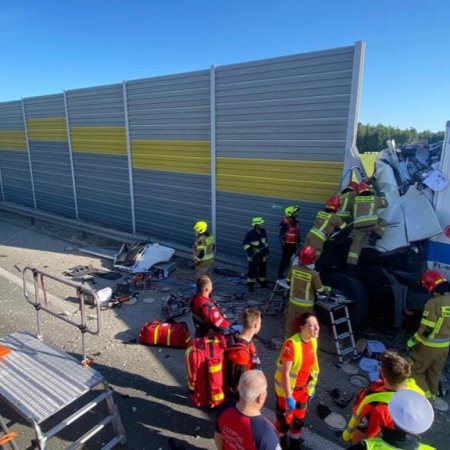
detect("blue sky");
top-left (1, 0), bottom-right (448, 132)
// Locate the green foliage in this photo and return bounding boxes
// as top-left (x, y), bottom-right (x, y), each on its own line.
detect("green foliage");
top-left (356, 123), bottom-right (445, 153)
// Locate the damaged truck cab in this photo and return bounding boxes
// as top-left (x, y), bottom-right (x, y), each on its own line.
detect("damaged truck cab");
top-left (317, 121), bottom-right (450, 331)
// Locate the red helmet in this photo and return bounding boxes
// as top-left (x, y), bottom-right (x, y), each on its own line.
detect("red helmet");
top-left (326, 195), bottom-right (341, 211)
top-left (421, 270), bottom-right (447, 292)
top-left (357, 182), bottom-right (372, 194)
top-left (299, 246), bottom-right (317, 265)
top-left (347, 181), bottom-right (359, 191)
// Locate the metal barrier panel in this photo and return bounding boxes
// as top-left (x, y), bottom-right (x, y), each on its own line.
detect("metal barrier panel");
top-left (0, 101), bottom-right (35, 207)
top-left (126, 70), bottom-right (211, 246)
top-left (215, 46), bottom-right (357, 266)
top-left (66, 84), bottom-right (133, 232)
top-left (23, 94), bottom-right (77, 218)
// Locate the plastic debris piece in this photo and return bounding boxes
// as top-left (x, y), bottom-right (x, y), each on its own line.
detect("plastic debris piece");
top-left (324, 411), bottom-right (346, 431)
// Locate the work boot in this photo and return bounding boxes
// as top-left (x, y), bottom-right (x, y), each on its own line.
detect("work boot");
top-left (247, 283), bottom-right (255, 293)
top-left (259, 280), bottom-right (268, 289)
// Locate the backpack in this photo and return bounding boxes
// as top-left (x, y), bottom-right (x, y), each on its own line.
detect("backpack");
top-left (139, 320), bottom-right (191, 349)
top-left (185, 334), bottom-right (226, 408)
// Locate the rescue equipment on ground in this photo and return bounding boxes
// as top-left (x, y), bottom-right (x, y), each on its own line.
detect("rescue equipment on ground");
top-left (185, 334), bottom-right (226, 408)
top-left (139, 320), bottom-right (191, 349)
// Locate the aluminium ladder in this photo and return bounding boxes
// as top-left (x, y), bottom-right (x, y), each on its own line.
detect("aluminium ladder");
top-left (316, 292), bottom-right (359, 367)
top-left (0, 266), bottom-right (126, 450)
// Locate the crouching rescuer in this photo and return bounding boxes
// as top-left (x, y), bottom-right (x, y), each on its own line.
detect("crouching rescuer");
top-left (274, 313), bottom-right (320, 450)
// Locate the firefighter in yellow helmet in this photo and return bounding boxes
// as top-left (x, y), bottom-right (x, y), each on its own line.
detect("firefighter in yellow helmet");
top-left (242, 217), bottom-right (269, 292)
top-left (193, 221), bottom-right (215, 279)
top-left (407, 270), bottom-right (450, 404)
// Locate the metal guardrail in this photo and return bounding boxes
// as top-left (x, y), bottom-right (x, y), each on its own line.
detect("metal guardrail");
top-left (22, 266), bottom-right (102, 364)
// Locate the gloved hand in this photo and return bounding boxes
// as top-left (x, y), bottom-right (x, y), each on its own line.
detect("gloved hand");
top-left (406, 337), bottom-right (416, 349)
top-left (287, 396), bottom-right (296, 410)
top-left (230, 324), bottom-right (243, 334)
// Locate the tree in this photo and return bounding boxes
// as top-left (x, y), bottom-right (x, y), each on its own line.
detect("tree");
top-left (356, 123), bottom-right (444, 153)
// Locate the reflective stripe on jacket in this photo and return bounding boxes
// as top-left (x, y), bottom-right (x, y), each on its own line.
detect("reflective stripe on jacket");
top-left (413, 292), bottom-right (450, 348)
top-left (342, 379), bottom-right (424, 442)
top-left (193, 233), bottom-right (215, 263)
top-left (363, 437), bottom-right (435, 449)
top-left (274, 334), bottom-right (319, 398)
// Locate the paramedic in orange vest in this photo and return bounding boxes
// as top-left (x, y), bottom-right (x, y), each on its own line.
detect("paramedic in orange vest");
top-left (408, 270), bottom-right (450, 402)
top-left (343, 350), bottom-right (424, 445)
top-left (189, 275), bottom-right (231, 338)
top-left (304, 196), bottom-right (346, 259)
top-left (193, 220), bottom-right (215, 279)
top-left (285, 246), bottom-right (330, 338)
top-left (274, 313), bottom-right (320, 450)
top-left (223, 307), bottom-right (262, 398)
top-left (278, 206), bottom-right (300, 279)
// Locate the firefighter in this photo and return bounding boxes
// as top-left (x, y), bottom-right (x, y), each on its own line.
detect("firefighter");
top-left (277, 206), bottom-right (300, 279)
top-left (193, 220), bottom-right (215, 280)
top-left (285, 245), bottom-right (330, 338)
top-left (274, 313), bottom-right (320, 450)
top-left (242, 217), bottom-right (269, 292)
top-left (346, 182), bottom-right (388, 268)
top-left (347, 390), bottom-right (435, 450)
top-left (343, 350), bottom-right (424, 445)
top-left (188, 275), bottom-right (230, 338)
top-left (407, 269), bottom-right (450, 404)
top-left (304, 196), bottom-right (346, 258)
top-left (337, 180), bottom-right (359, 224)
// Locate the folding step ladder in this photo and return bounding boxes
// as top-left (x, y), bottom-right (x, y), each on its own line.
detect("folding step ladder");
top-left (316, 293), bottom-right (359, 367)
top-left (265, 279), bottom-right (290, 315)
top-left (0, 266), bottom-right (126, 450)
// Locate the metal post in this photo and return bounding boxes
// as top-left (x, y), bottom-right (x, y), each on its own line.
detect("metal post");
top-left (210, 65), bottom-right (217, 238)
top-left (63, 91), bottom-right (79, 220)
top-left (21, 99), bottom-right (37, 209)
top-left (0, 168), bottom-right (5, 202)
top-left (343, 41), bottom-right (366, 179)
top-left (122, 81), bottom-right (136, 235)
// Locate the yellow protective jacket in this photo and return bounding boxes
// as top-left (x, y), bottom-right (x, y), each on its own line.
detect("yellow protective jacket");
top-left (353, 195), bottom-right (388, 228)
top-left (342, 379), bottom-right (424, 442)
top-left (193, 232), bottom-right (215, 263)
top-left (412, 292), bottom-right (450, 348)
top-left (274, 334), bottom-right (319, 398)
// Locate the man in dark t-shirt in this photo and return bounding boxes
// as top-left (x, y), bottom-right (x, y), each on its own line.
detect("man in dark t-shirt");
top-left (215, 370), bottom-right (281, 450)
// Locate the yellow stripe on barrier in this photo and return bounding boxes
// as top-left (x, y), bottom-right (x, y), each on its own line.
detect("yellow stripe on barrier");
top-left (71, 127), bottom-right (127, 155)
top-left (27, 118), bottom-right (67, 142)
top-left (0, 131), bottom-right (27, 151)
top-left (131, 140), bottom-right (210, 175)
top-left (217, 157), bottom-right (342, 203)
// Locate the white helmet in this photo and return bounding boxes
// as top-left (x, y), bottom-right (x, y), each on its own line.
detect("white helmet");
top-left (388, 390), bottom-right (434, 435)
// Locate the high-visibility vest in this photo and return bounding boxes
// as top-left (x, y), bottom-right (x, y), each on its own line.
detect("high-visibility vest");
top-left (282, 218), bottom-right (299, 244)
top-left (363, 437), bottom-right (435, 449)
top-left (342, 379), bottom-right (424, 442)
top-left (274, 334), bottom-right (319, 398)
